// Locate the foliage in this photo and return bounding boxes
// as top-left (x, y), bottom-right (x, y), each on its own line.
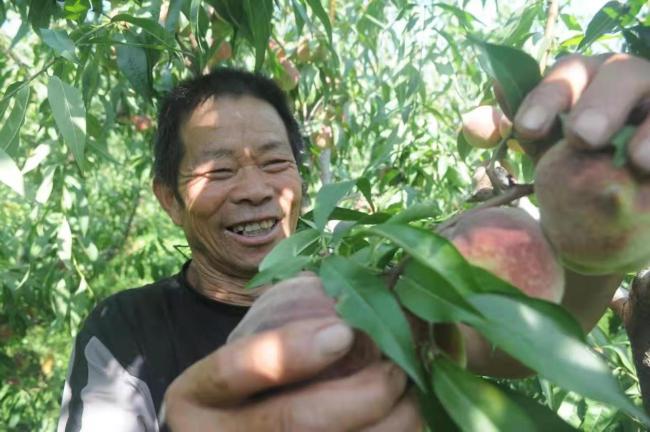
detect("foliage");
top-left (0, 0), bottom-right (649, 430)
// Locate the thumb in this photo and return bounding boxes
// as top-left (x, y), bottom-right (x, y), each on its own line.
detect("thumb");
top-left (168, 317), bottom-right (354, 407)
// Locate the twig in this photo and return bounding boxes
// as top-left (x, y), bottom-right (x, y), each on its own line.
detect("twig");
top-left (539, 0), bottom-right (559, 73)
top-left (0, 34), bottom-right (28, 69)
top-left (99, 187), bottom-right (142, 263)
top-left (617, 268), bottom-right (650, 414)
top-left (436, 184), bottom-right (534, 233)
top-left (485, 137), bottom-right (509, 194)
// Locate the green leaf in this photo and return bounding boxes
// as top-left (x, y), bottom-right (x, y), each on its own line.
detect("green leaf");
top-left (259, 228), bottom-right (321, 271)
top-left (40, 29), bottom-right (78, 62)
top-left (503, 5), bottom-right (539, 48)
top-left (356, 177), bottom-right (375, 212)
top-left (0, 85), bottom-right (29, 154)
top-left (116, 40), bottom-right (152, 100)
top-left (368, 223), bottom-right (478, 295)
top-left (395, 260), bottom-right (482, 324)
top-left (304, 0), bottom-right (333, 43)
top-left (432, 357), bottom-right (536, 432)
top-left (623, 25), bottom-right (650, 61)
top-left (112, 14), bottom-right (177, 50)
top-left (611, 125), bottom-right (637, 167)
top-left (456, 129), bottom-right (472, 161)
top-left (247, 255), bottom-right (311, 288)
top-left (165, 0), bottom-right (186, 32)
top-left (578, 1), bottom-right (628, 51)
top-left (473, 40), bottom-right (542, 119)
top-left (498, 386), bottom-right (578, 431)
top-left (243, 0), bottom-right (273, 71)
top-left (47, 76), bottom-right (86, 170)
top-left (417, 388), bottom-right (460, 432)
top-left (190, 0), bottom-right (202, 54)
top-left (0, 148), bottom-right (24, 196)
top-left (313, 179), bottom-right (356, 231)
top-left (468, 293), bottom-right (649, 422)
top-left (320, 255), bottom-right (426, 390)
top-left (35, 166), bottom-right (56, 204)
top-left (385, 202), bottom-right (439, 225)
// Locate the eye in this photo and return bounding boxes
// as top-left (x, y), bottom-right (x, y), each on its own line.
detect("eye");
top-left (263, 159), bottom-right (291, 172)
top-left (207, 168), bottom-right (235, 180)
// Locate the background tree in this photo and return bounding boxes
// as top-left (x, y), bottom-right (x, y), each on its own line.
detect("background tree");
top-left (0, 0), bottom-right (649, 430)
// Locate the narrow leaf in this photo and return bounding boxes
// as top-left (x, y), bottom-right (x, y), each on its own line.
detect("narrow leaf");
top-left (247, 255), bottom-right (311, 289)
top-left (356, 177), bottom-right (375, 212)
top-left (165, 0), bottom-right (186, 32)
top-left (395, 260), bottom-right (482, 324)
top-left (498, 386), bottom-right (578, 431)
top-left (313, 180), bottom-right (356, 231)
top-left (259, 228), bottom-right (320, 271)
top-left (432, 357), bottom-right (536, 432)
top-left (368, 223), bottom-right (478, 295)
top-left (40, 28), bottom-right (78, 62)
top-left (116, 41), bottom-right (151, 99)
top-left (0, 85), bottom-right (29, 152)
top-left (320, 256), bottom-right (426, 390)
top-left (578, 1), bottom-right (628, 51)
top-left (243, 0), bottom-right (273, 71)
top-left (47, 76), bottom-right (86, 170)
top-left (473, 40), bottom-right (542, 119)
top-left (386, 201), bottom-right (439, 224)
top-left (304, 0), bottom-right (333, 43)
top-left (0, 148), bottom-right (24, 195)
top-left (112, 14), bottom-right (177, 49)
top-left (469, 293), bottom-right (649, 422)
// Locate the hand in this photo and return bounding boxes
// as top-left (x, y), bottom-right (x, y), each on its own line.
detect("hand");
top-left (513, 53), bottom-right (650, 172)
top-left (161, 274), bottom-right (422, 431)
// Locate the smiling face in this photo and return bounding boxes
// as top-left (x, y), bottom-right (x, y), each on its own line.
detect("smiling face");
top-left (159, 95), bottom-right (302, 279)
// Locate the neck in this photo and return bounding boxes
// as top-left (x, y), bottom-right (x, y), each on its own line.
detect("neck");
top-left (187, 258), bottom-right (264, 306)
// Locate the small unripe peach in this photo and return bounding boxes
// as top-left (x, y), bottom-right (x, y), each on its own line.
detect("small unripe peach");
top-left (461, 106), bottom-right (503, 149)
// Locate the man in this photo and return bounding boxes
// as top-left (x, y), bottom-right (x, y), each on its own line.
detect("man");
top-left (58, 53), bottom-right (650, 431)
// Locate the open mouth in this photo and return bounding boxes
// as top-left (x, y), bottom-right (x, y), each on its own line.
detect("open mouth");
top-left (227, 218), bottom-right (279, 237)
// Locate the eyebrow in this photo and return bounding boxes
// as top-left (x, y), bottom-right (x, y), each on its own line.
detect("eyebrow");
top-left (199, 141), bottom-right (286, 161)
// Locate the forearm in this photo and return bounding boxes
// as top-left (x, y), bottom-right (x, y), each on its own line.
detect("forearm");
top-left (560, 269), bottom-right (623, 333)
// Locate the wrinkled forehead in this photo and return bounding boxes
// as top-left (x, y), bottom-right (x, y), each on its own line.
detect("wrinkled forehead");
top-left (182, 94), bottom-right (286, 132)
top-left (180, 95), bottom-right (292, 161)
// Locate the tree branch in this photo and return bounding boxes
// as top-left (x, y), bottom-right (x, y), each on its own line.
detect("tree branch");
top-left (436, 184), bottom-right (534, 233)
top-left (612, 268), bottom-right (650, 414)
top-left (539, 0), bottom-right (560, 73)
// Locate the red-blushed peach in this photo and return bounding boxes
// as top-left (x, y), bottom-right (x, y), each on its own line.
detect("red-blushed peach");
top-left (441, 207), bottom-right (565, 302)
top-left (535, 140), bottom-right (650, 275)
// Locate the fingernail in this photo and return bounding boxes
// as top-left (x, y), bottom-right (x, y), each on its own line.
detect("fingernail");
top-left (572, 109), bottom-right (609, 148)
top-left (631, 139), bottom-right (650, 173)
top-left (516, 105), bottom-right (552, 132)
top-left (315, 322), bottom-right (354, 356)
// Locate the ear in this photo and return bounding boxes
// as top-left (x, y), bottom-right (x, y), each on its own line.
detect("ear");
top-left (153, 179), bottom-right (184, 226)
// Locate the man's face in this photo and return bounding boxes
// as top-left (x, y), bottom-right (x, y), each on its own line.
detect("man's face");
top-left (171, 95), bottom-right (302, 278)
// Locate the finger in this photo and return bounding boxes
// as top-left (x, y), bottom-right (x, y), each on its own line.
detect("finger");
top-left (228, 274), bottom-right (335, 341)
top-left (566, 54), bottom-right (650, 149)
top-left (628, 114), bottom-right (650, 174)
top-left (169, 317), bottom-right (354, 407)
top-left (246, 361), bottom-right (408, 431)
top-left (361, 389), bottom-right (423, 432)
top-left (514, 54), bottom-right (609, 140)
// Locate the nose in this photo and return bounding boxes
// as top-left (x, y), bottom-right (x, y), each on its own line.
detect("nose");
top-left (229, 166), bottom-right (274, 206)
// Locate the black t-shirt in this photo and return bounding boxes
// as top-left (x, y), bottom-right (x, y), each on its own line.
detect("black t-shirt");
top-left (57, 262), bottom-right (249, 432)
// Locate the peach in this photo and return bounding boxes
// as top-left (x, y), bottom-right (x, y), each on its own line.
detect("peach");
top-left (461, 105), bottom-right (503, 149)
top-left (441, 207), bottom-right (565, 302)
top-left (535, 140), bottom-right (650, 275)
